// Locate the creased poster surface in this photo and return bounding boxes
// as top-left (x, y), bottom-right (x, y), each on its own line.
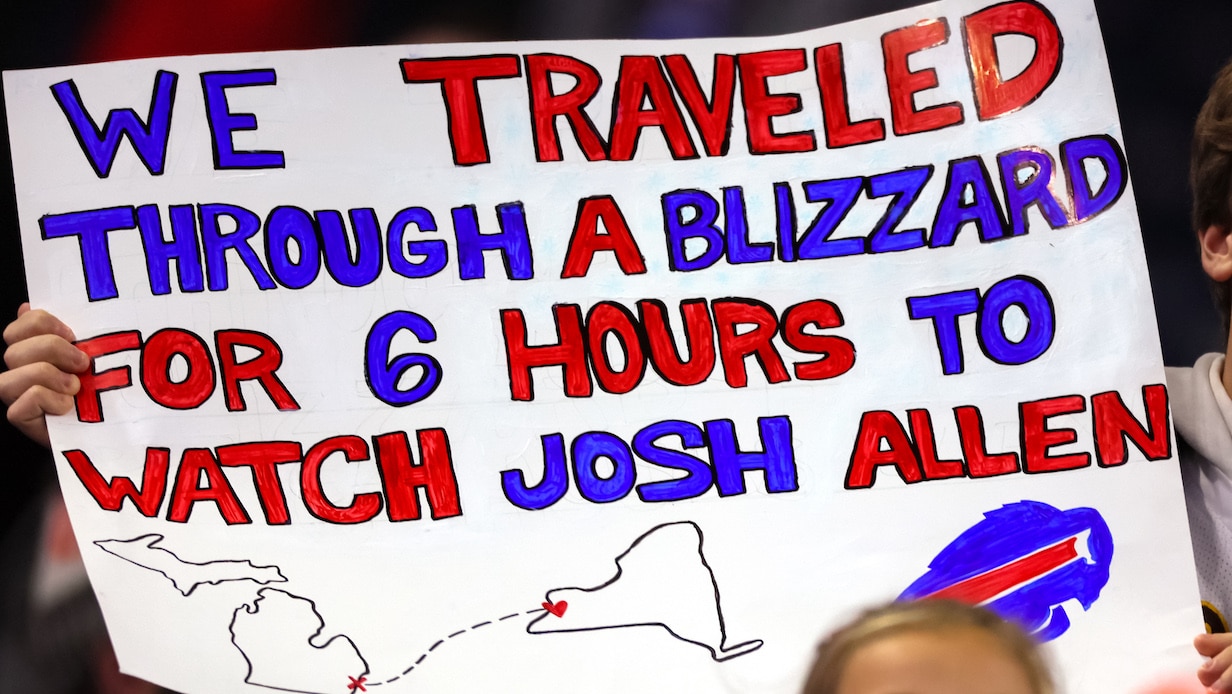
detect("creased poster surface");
top-left (3, 0), bottom-right (1202, 691)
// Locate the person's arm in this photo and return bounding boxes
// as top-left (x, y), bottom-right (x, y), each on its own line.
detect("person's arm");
top-left (0, 303), bottom-right (90, 448)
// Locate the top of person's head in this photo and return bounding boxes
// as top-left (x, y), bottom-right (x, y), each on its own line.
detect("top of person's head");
top-left (800, 599), bottom-right (1053, 694)
top-left (1191, 59), bottom-right (1232, 330)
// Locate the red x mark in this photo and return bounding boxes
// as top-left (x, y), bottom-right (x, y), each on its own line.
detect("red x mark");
top-left (347, 676), bottom-right (367, 692)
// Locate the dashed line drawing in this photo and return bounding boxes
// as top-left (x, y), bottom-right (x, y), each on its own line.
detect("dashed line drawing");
top-left (94, 521), bottom-right (759, 692)
top-left (369, 608), bottom-right (548, 686)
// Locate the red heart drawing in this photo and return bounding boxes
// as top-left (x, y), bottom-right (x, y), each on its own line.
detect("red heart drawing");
top-left (542, 600), bottom-right (568, 617)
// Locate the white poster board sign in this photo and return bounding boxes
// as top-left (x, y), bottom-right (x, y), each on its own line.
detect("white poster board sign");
top-left (4, 0), bottom-right (1203, 691)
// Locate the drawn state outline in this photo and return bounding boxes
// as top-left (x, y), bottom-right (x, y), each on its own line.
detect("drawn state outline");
top-left (230, 587), bottom-right (370, 694)
top-left (93, 520), bottom-right (763, 693)
top-left (527, 520), bottom-right (764, 661)
top-left (94, 534), bottom-right (287, 596)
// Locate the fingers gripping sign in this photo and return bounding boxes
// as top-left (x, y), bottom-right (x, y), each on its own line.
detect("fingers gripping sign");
top-left (1196, 632), bottom-right (1232, 692)
top-left (1, 308), bottom-right (303, 445)
top-left (0, 303), bottom-right (91, 447)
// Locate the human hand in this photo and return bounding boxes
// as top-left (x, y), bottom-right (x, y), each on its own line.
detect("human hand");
top-left (1197, 632), bottom-right (1232, 691)
top-left (0, 303), bottom-right (90, 448)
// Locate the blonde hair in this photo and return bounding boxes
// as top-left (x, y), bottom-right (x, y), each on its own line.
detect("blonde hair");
top-left (801, 600), bottom-right (1053, 694)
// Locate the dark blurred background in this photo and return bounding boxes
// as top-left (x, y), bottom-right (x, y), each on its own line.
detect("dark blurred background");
top-left (0, 0), bottom-right (1227, 571)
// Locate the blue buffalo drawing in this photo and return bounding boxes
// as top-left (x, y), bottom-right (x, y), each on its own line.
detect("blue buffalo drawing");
top-left (899, 500), bottom-right (1113, 641)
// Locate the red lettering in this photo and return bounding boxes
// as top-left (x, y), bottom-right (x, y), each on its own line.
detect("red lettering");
top-left (814, 43), bottom-right (886, 148)
top-left (883, 19), bottom-right (964, 136)
top-left (586, 302), bottom-right (646, 395)
top-left (501, 305), bottom-right (592, 400)
top-left (400, 55), bottom-right (522, 165)
top-left (168, 448), bottom-right (250, 524)
top-left (908, 409), bottom-right (964, 479)
top-left (375, 429), bottom-right (461, 521)
top-left (737, 49), bottom-right (817, 154)
top-left (846, 388), bottom-right (1169, 488)
top-left (1021, 395), bottom-right (1090, 473)
top-left (1092, 384), bottom-right (1171, 467)
top-left (526, 54), bottom-right (608, 162)
top-left (780, 299), bottom-right (855, 381)
top-left (609, 56), bottom-right (696, 161)
top-left (215, 329), bottom-right (300, 412)
top-left (64, 429), bottom-right (477, 525)
top-left (712, 299), bottom-right (790, 388)
top-left (561, 196), bottom-right (647, 278)
top-left (63, 447), bottom-right (168, 516)
top-left (638, 299), bottom-right (716, 387)
top-left (140, 328), bottom-right (216, 410)
top-left (845, 410), bottom-right (922, 489)
top-left (74, 330), bottom-right (141, 423)
top-left (964, 1), bottom-right (1062, 120)
top-left (955, 405), bottom-right (1019, 476)
top-left (302, 436), bottom-right (383, 524)
top-left (663, 54), bottom-right (736, 157)
top-left (217, 441), bottom-right (302, 525)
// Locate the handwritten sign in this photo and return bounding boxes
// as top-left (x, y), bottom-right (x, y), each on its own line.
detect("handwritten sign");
top-left (3, 0), bottom-right (1202, 691)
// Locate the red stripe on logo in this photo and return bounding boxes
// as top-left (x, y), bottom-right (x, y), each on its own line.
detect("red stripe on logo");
top-left (924, 536), bottom-right (1079, 604)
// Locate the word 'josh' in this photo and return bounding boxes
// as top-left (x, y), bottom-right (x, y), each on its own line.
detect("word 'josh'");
top-left (403, 1), bottom-right (1061, 164)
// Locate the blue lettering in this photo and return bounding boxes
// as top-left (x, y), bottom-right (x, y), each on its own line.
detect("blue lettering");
top-left (572, 432), bottom-right (636, 503)
top-left (501, 415), bottom-right (798, 511)
top-left (199, 204), bottom-right (276, 291)
top-left (774, 182), bottom-right (797, 262)
top-left (633, 420), bottom-right (713, 502)
top-left (933, 157), bottom-right (1008, 246)
top-left (318, 209), bottom-right (383, 287)
top-left (707, 416), bottom-right (797, 496)
top-left (364, 310), bottom-right (442, 407)
top-left (137, 204), bottom-right (204, 295)
top-left (502, 434), bottom-right (570, 510)
top-left (453, 203), bottom-right (533, 280)
top-left (387, 207), bottom-right (447, 279)
top-left (662, 189), bottom-right (724, 271)
top-left (868, 166), bottom-right (931, 254)
top-left (1062, 135), bottom-right (1127, 222)
top-left (50, 71), bottom-right (177, 178)
top-left (40, 206), bottom-right (136, 301)
top-left (797, 177), bottom-right (863, 259)
top-left (723, 186), bottom-right (773, 264)
top-left (200, 69), bottom-right (285, 170)
top-left (264, 207), bottom-right (321, 289)
top-left (999, 148), bottom-right (1069, 236)
top-left (977, 276), bottom-right (1055, 365)
top-left (907, 289), bottom-right (981, 375)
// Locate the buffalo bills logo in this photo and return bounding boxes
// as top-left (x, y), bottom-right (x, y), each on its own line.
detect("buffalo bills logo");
top-left (899, 500), bottom-right (1113, 641)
